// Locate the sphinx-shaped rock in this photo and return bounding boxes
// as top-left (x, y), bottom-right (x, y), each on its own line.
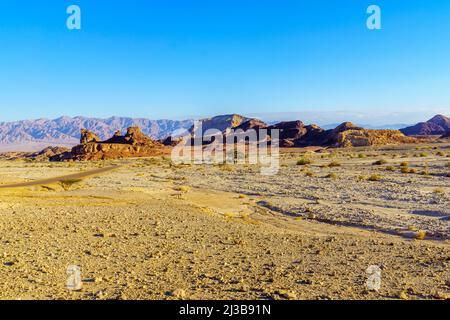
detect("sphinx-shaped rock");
top-left (80, 129), bottom-right (100, 144)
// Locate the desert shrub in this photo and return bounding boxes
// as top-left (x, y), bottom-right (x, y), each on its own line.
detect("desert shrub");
top-left (58, 178), bottom-right (83, 191)
top-left (400, 161), bottom-right (409, 167)
top-left (367, 174), bottom-right (381, 181)
top-left (419, 152), bottom-right (428, 157)
top-left (325, 173), bottom-right (338, 180)
top-left (415, 230), bottom-right (427, 240)
top-left (219, 164), bottom-right (234, 171)
top-left (296, 158), bottom-right (312, 166)
top-left (358, 153), bottom-right (366, 158)
top-left (174, 186), bottom-right (190, 193)
top-left (372, 159), bottom-right (387, 166)
top-left (304, 170), bottom-right (314, 177)
top-left (399, 291), bottom-right (409, 300)
top-left (401, 167), bottom-right (415, 174)
top-left (328, 161), bottom-right (341, 167)
top-left (433, 188), bottom-right (444, 194)
top-left (385, 166), bottom-right (395, 171)
top-left (436, 151), bottom-right (445, 156)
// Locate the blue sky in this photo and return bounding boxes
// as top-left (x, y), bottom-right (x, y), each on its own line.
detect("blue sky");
top-left (0, 0), bottom-right (449, 124)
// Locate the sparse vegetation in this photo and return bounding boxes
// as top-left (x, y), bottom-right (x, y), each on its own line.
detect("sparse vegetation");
top-left (325, 172), bottom-right (338, 180)
top-left (415, 230), bottom-right (427, 240)
top-left (304, 170), bottom-right (314, 177)
top-left (367, 174), bottom-right (382, 181)
top-left (174, 186), bottom-right (190, 193)
top-left (401, 167), bottom-right (416, 174)
top-left (328, 161), bottom-right (341, 167)
top-left (372, 159), bottom-right (387, 166)
top-left (296, 158), bottom-right (312, 166)
top-left (58, 178), bottom-right (83, 191)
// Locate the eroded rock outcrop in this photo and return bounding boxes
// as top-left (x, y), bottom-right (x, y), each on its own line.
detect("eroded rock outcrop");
top-left (333, 128), bottom-right (417, 148)
top-left (229, 120), bottom-right (417, 148)
top-left (51, 127), bottom-right (168, 161)
top-left (80, 129), bottom-right (100, 144)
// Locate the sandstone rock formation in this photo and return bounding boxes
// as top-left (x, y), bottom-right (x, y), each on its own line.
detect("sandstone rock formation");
top-left (191, 114), bottom-right (250, 135)
top-left (188, 117), bottom-right (418, 148)
top-left (230, 120), bottom-right (417, 148)
top-left (333, 128), bottom-right (417, 148)
top-left (50, 127), bottom-right (169, 161)
top-left (30, 146), bottom-right (71, 161)
top-left (80, 129), bottom-right (100, 144)
top-left (234, 119), bottom-right (268, 131)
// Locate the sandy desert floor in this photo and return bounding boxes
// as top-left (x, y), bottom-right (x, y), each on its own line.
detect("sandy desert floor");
top-left (0, 142), bottom-right (449, 300)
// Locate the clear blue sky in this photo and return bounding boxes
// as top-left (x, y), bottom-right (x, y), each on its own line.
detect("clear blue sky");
top-left (0, 0), bottom-right (449, 123)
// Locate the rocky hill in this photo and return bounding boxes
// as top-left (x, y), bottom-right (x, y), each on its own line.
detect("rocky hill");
top-left (265, 121), bottom-right (415, 148)
top-left (206, 118), bottom-right (417, 148)
top-left (191, 114), bottom-right (250, 136)
top-left (0, 116), bottom-right (193, 151)
top-left (400, 114), bottom-right (450, 136)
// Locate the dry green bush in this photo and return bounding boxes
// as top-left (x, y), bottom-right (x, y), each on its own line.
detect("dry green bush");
top-left (367, 174), bottom-right (382, 181)
top-left (373, 159), bottom-right (387, 165)
top-left (296, 158), bottom-right (312, 166)
top-left (325, 173), bottom-right (338, 180)
top-left (328, 161), bottom-right (341, 167)
top-left (58, 178), bottom-right (84, 191)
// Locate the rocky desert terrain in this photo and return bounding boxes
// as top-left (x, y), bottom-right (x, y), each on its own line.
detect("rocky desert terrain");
top-left (0, 141), bottom-right (449, 300)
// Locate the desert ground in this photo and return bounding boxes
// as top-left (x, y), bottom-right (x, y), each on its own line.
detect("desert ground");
top-left (0, 142), bottom-right (449, 300)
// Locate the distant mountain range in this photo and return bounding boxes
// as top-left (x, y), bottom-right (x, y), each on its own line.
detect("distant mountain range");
top-left (0, 116), bottom-right (193, 151)
top-left (0, 114), bottom-right (448, 152)
top-left (399, 114), bottom-right (450, 136)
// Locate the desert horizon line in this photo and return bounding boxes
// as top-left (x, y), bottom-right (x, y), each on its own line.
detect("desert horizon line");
top-left (1, 111), bottom-right (448, 127)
